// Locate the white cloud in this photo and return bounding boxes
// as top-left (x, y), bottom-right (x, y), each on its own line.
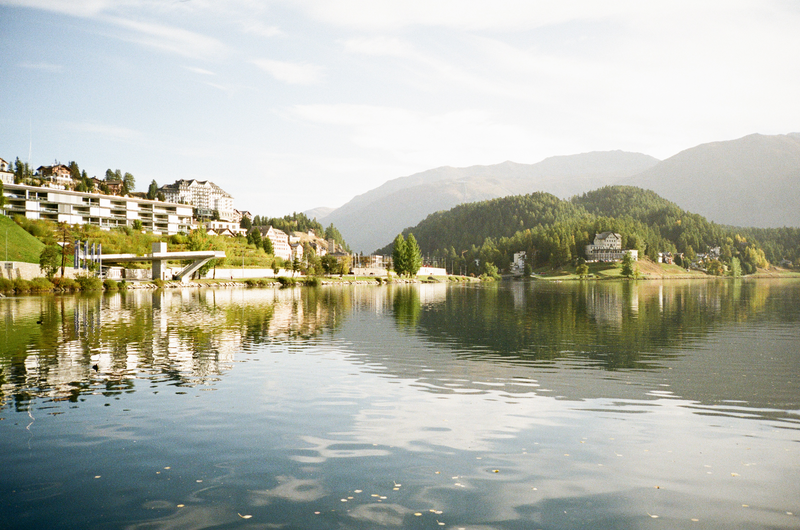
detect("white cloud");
top-left (105, 16), bottom-right (227, 59)
top-left (296, 0), bottom-right (640, 31)
top-left (63, 121), bottom-right (140, 141)
top-left (19, 61), bottom-right (63, 72)
top-left (239, 20), bottom-right (283, 38)
top-left (341, 36), bottom-right (411, 57)
top-left (183, 66), bottom-right (216, 76)
top-left (251, 58), bottom-right (323, 84)
top-left (291, 104), bottom-right (537, 167)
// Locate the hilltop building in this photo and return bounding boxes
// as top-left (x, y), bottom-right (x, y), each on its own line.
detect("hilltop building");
top-left (158, 179), bottom-right (235, 222)
top-left (585, 232), bottom-right (638, 262)
top-left (0, 158), bottom-right (12, 184)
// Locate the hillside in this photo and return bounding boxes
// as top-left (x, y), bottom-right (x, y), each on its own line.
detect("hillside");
top-left (377, 186), bottom-right (798, 276)
top-left (0, 214), bottom-right (45, 263)
top-left (320, 151), bottom-right (659, 252)
top-left (623, 133), bottom-right (800, 228)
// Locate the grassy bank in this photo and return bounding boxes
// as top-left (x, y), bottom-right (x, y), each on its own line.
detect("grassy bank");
top-left (0, 214), bottom-right (44, 263)
top-left (530, 259), bottom-right (797, 281)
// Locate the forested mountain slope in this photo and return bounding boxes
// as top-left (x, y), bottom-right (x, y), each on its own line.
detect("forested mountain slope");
top-left (319, 151), bottom-right (659, 253)
top-left (377, 186), bottom-right (800, 275)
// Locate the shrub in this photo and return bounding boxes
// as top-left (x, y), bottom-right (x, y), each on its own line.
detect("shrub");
top-left (305, 276), bottom-right (320, 287)
top-left (0, 278), bottom-right (13, 292)
top-left (51, 277), bottom-right (78, 291)
top-left (277, 276), bottom-right (296, 287)
top-left (152, 278), bottom-right (165, 288)
top-left (117, 280), bottom-right (127, 290)
top-left (13, 278), bottom-right (32, 292)
top-left (75, 276), bottom-right (103, 291)
top-left (245, 278), bottom-right (259, 287)
top-left (30, 277), bottom-right (55, 292)
top-left (103, 279), bottom-right (119, 291)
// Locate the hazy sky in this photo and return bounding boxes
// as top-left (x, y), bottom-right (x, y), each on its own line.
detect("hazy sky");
top-left (1, 1), bottom-right (798, 216)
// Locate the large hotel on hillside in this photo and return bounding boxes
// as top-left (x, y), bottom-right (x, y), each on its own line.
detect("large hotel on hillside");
top-left (0, 162), bottom-right (241, 235)
top-left (1, 182), bottom-right (195, 235)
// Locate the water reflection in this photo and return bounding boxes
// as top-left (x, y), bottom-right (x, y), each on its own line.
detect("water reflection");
top-left (0, 287), bottom-right (348, 412)
top-left (2, 281), bottom-right (799, 418)
top-left (1, 281), bottom-right (799, 530)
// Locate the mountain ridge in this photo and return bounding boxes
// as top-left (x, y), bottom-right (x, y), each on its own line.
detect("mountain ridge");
top-left (315, 151), bottom-right (659, 252)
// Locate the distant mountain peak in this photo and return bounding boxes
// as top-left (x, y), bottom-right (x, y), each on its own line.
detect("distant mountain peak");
top-left (324, 150), bottom-right (659, 252)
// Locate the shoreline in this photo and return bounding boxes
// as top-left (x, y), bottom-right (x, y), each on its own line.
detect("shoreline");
top-left (2, 268), bottom-right (799, 296)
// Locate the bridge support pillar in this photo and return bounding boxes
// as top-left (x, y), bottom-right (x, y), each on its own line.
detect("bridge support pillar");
top-left (152, 242), bottom-right (167, 281)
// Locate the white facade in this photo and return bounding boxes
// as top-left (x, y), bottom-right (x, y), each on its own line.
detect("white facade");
top-left (511, 251), bottom-right (526, 273)
top-left (264, 226), bottom-right (291, 261)
top-left (585, 232), bottom-right (638, 262)
top-left (159, 179), bottom-right (235, 222)
top-left (206, 220), bottom-right (246, 236)
top-left (2, 183), bottom-right (194, 235)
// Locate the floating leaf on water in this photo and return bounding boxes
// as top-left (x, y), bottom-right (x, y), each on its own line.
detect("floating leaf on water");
top-left (164, 467), bottom-right (171, 470)
top-left (414, 512), bottom-right (422, 516)
top-left (731, 473), bottom-right (739, 477)
top-left (341, 499), bottom-right (347, 502)
top-left (354, 490), bottom-right (362, 493)
top-left (176, 504), bottom-right (184, 508)
top-left (691, 518), bottom-right (699, 522)
top-left (393, 488), bottom-right (399, 491)
top-left (437, 520), bottom-right (445, 526)
top-left (492, 470), bottom-right (499, 473)
top-left (237, 513), bottom-right (252, 519)
top-left (94, 476), bottom-right (101, 479)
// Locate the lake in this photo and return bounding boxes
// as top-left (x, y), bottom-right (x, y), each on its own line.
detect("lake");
top-left (1, 280), bottom-right (798, 529)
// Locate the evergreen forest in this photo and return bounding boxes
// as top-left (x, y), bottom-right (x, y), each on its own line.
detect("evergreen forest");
top-left (376, 186), bottom-right (800, 276)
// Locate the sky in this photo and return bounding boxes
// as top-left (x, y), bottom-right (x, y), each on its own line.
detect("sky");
top-left (1, 1), bottom-right (799, 217)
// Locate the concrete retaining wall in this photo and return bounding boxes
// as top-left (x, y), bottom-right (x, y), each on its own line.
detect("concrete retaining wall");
top-left (1, 261), bottom-right (83, 280)
top-left (201, 268), bottom-right (294, 280)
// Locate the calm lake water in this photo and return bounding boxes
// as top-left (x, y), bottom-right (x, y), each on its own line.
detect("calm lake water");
top-left (1, 280), bottom-right (798, 529)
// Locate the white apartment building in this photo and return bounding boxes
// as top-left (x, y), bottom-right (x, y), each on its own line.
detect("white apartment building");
top-left (2, 183), bottom-right (194, 235)
top-left (158, 179), bottom-right (235, 222)
top-left (260, 226), bottom-right (291, 261)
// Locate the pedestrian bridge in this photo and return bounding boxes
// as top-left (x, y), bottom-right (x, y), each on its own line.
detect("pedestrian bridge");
top-left (101, 242), bottom-right (225, 282)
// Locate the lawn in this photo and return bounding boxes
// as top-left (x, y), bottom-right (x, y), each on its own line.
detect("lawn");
top-left (0, 214), bottom-right (44, 263)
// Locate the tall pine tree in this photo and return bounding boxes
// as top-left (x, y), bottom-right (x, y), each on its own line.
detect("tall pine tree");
top-left (404, 233), bottom-right (422, 276)
top-left (392, 234), bottom-right (406, 276)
